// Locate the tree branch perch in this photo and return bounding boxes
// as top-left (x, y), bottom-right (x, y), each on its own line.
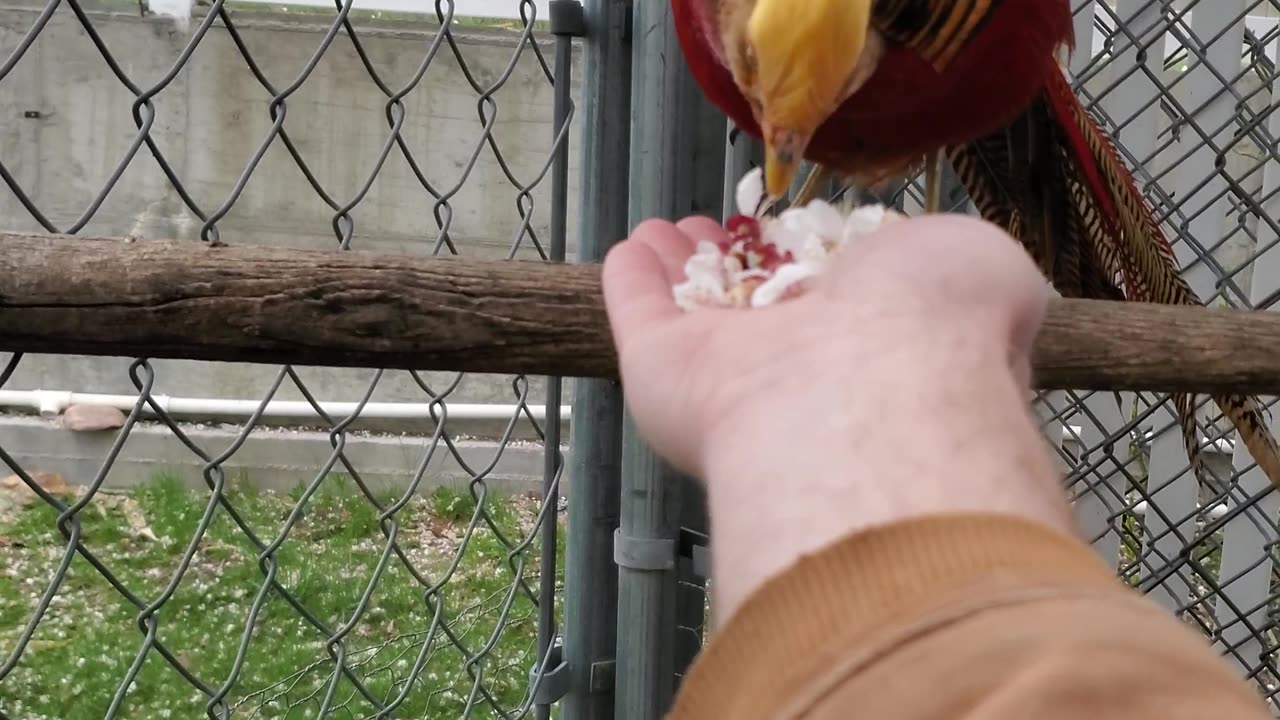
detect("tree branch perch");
top-left (1, 231), bottom-right (1278, 395)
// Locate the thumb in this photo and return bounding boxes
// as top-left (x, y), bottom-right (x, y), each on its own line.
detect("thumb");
top-left (830, 213), bottom-right (1051, 385)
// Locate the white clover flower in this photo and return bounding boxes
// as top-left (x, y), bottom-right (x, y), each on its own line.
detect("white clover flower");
top-left (673, 167), bottom-right (892, 311)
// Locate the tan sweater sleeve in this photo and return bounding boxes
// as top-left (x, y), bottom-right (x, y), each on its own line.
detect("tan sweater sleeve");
top-left (667, 513), bottom-right (1273, 719)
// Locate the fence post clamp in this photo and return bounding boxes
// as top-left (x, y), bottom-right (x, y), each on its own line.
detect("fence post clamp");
top-left (613, 528), bottom-right (676, 571)
top-left (590, 659), bottom-right (616, 693)
top-left (528, 642), bottom-right (570, 704)
top-left (680, 528), bottom-right (711, 579)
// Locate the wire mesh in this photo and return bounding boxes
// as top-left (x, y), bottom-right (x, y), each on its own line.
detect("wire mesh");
top-left (8, 0), bottom-right (1280, 717)
top-left (1042, 2), bottom-right (1280, 710)
top-left (0, 1), bottom-right (574, 718)
top-left (706, 1), bottom-right (1280, 714)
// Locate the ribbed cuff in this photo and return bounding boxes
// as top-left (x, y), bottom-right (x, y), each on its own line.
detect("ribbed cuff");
top-left (666, 512), bottom-right (1127, 719)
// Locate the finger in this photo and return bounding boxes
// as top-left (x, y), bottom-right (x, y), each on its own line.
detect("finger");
top-left (817, 214), bottom-right (1052, 371)
top-left (676, 214), bottom-right (730, 253)
top-left (1005, 282), bottom-right (1050, 393)
top-left (627, 215), bottom-right (704, 284)
top-left (912, 215), bottom-right (1051, 344)
top-left (834, 214), bottom-right (1044, 307)
top-left (1007, 277), bottom-right (1052, 365)
top-left (601, 222), bottom-right (688, 347)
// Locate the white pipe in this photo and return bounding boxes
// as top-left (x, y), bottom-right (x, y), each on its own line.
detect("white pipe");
top-left (1129, 500), bottom-right (1230, 522)
top-left (1058, 425), bottom-right (1235, 454)
top-left (0, 390), bottom-right (571, 423)
top-left (0, 390), bottom-right (1238, 451)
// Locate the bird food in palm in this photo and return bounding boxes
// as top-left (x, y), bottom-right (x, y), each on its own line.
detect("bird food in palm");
top-left (673, 167), bottom-right (891, 311)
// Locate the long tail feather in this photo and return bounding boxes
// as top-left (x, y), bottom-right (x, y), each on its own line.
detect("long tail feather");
top-left (951, 63), bottom-right (1280, 492)
top-left (1044, 68), bottom-right (1280, 492)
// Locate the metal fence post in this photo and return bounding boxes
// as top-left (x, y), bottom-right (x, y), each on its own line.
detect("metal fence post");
top-left (723, 123), bottom-right (764, 216)
top-left (671, 68), bottom-right (726, 688)
top-left (535, 3), bottom-right (587, 719)
top-left (562, 0), bottom-right (632, 718)
top-left (614, 1), bottom-right (724, 717)
top-left (2, 0), bottom-right (639, 716)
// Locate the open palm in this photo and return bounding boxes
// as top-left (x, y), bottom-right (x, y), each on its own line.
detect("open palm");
top-left (601, 212), bottom-right (1052, 480)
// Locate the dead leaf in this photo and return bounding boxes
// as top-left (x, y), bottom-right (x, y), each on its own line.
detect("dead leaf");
top-left (87, 494), bottom-right (159, 542)
top-left (0, 471), bottom-right (70, 499)
top-left (120, 499), bottom-right (159, 542)
top-left (0, 472), bottom-right (74, 525)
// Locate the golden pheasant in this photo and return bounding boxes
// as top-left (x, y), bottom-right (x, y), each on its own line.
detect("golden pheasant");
top-left (671, 0), bottom-right (1280, 490)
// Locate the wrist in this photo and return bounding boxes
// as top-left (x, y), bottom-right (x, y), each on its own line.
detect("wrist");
top-left (697, 334), bottom-right (1075, 624)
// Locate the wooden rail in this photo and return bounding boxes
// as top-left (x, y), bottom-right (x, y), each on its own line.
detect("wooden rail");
top-left (2, 232), bottom-right (1279, 395)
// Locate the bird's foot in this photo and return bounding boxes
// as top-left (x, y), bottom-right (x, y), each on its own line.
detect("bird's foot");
top-left (791, 164), bottom-right (834, 208)
top-left (923, 150), bottom-right (945, 213)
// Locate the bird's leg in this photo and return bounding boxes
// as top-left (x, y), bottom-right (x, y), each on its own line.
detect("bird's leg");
top-left (790, 163), bottom-right (834, 208)
top-left (923, 149), bottom-right (945, 214)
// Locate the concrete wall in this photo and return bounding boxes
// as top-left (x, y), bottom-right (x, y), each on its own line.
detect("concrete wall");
top-left (0, 0), bottom-right (603, 492)
top-left (0, 0), bottom-right (586, 411)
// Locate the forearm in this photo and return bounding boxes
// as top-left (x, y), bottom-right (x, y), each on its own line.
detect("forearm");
top-left (699, 330), bottom-right (1075, 625)
top-left (601, 211), bottom-right (1266, 718)
top-left (668, 513), bottom-right (1272, 719)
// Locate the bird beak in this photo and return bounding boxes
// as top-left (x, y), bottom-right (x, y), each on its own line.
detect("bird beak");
top-left (763, 127), bottom-right (809, 199)
top-left (746, 0), bottom-right (875, 200)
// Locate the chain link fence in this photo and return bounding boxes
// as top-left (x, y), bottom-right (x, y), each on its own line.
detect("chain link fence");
top-left (1039, 2), bottom-right (1280, 710)
top-left (0, 0), bottom-right (576, 717)
top-left (6, 0), bottom-right (1280, 718)
top-left (680, 0), bottom-right (1280, 715)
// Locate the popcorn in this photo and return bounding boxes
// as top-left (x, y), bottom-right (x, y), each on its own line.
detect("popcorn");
top-left (673, 167), bottom-right (893, 311)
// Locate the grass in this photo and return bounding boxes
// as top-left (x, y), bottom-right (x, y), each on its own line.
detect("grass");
top-left (0, 471), bottom-right (566, 719)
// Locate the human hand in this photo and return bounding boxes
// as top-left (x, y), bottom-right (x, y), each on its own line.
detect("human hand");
top-left (601, 212), bottom-right (1078, 623)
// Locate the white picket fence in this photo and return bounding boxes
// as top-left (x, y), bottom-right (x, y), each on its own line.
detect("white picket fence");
top-left (1033, 1), bottom-right (1280, 705)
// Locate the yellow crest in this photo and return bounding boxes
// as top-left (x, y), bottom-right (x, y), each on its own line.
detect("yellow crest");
top-left (746, 0), bottom-right (872, 130)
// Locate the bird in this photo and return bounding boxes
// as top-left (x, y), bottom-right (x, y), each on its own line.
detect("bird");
top-left (670, 0), bottom-right (1280, 492)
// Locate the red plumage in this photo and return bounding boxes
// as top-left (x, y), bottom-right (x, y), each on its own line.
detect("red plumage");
top-left (673, 0), bottom-right (1073, 181)
top-left (671, 0), bottom-right (1280, 490)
